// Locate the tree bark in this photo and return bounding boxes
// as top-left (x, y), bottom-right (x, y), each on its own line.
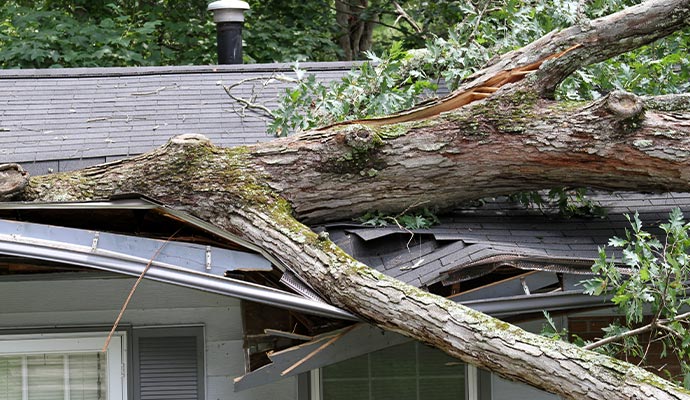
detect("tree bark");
top-left (335, 0), bottom-right (377, 60)
top-left (5, 0), bottom-right (690, 399)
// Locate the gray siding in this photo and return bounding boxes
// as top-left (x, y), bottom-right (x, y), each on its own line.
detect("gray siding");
top-left (0, 276), bottom-right (297, 400)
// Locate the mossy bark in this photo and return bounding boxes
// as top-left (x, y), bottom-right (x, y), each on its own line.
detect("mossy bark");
top-left (6, 1), bottom-right (690, 398)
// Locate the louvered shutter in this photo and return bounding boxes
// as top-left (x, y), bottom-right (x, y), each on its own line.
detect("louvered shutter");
top-left (133, 328), bottom-right (204, 400)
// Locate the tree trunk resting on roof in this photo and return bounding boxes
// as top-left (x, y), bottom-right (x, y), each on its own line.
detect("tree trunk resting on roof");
top-left (4, 0), bottom-right (690, 399)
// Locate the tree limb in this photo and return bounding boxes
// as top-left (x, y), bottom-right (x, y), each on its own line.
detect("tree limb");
top-left (423, 0), bottom-right (689, 99)
top-left (0, 164), bottom-right (28, 201)
top-left (4, 1), bottom-right (690, 399)
top-left (584, 310), bottom-right (690, 351)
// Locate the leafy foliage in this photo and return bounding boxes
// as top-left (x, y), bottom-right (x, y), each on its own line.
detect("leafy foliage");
top-left (0, 1), bottom-right (215, 68)
top-left (539, 311), bottom-right (570, 341)
top-left (357, 208), bottom-right (440, 230)
top-left (268, 43), bottom-right (436, 136)
top-left (267, 0), bottom-right (689, 136)
top-left (509, 188), bottom-right (606, 218)
top-left (539, 311), bottom-right (586, 346)
top-left (582, 209), bottom-right (690, 386)
top-left (243, 0), bottom-right (342, 63)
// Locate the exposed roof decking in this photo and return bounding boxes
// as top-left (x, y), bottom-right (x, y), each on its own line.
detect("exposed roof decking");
top-left (1, 62), bottom-right (358, 175)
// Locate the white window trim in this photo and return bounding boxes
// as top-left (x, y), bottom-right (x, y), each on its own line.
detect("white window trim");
top-left (466, 364), bottom-right (479, 400)
top-left (0, 332), bottom-right (127, 400)
top-left (310, 369), bottom-right (321, 400)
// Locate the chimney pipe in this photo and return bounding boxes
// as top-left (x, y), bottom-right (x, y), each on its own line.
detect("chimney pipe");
top-left (208, 0), bottom-right (250, 64)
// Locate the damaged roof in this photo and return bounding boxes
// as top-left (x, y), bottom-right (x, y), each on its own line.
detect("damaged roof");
top-left (4, 61), bottom-right (690, 320)
top-left (324, 192), bottom-right (690, 291)
top-left (0, 197), bottom-right (355, 321)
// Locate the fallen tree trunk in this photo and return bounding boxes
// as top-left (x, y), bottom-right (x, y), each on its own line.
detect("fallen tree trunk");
top-left (5, 0), bottom-right (690, 398)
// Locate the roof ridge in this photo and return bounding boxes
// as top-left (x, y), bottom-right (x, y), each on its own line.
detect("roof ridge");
top-left (0, 61), bottom-right (362, 80)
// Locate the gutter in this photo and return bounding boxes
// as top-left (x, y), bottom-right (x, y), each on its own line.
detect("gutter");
top-left (0, 218), bottom-right (356, 321)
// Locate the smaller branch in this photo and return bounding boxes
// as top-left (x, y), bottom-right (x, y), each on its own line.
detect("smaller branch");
top-left (656, 323), bottom-right (684, 340)
top-left (223, 85), bottom-right (275, 120)
top-left (466, 1), bottom-right (491, 45)
top-left (130, 86), bottom-right (168, 96)
top-left (392, 2), bottom-right (423, 34)
top-left (583, 323), bottom-right (655, 351)
top-left (488, 0), bottom-right (690, 96)
top-left (640, 327), bottom-right (656, 365)
top-left (669, 310), bottom-right (690, 321)
top-left (584, 310), bottom-right (690, 351)
top-left (102, 229), bottom-right (180, 352)
top-left (222, 75), bottom-right (299, 120)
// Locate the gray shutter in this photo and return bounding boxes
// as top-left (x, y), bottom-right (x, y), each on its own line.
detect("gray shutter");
top-left (133, 327), bottom-right (204, 400)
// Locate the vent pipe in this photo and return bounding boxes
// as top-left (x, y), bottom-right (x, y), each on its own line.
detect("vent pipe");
top-left (208, 0), bottom-right (250, 64)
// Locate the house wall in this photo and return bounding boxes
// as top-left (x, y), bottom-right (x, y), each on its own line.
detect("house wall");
top-left (0, 275), bottom-right (298, 400)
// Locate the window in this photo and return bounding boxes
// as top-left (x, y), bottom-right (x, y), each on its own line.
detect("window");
top-left (316, 341), bottom-right (560, 400)
top-left (320, 341), bottom-right (465, 400)
top-left (0, 333), bottom-right (126, 400)
top-left (488, 374), bottom-right (559, 400)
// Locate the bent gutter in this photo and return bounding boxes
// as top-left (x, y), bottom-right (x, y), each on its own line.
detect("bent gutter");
top-left (0, 198), bottom-right (327, 303)
top-left (0, 225), bottom-right (356, 321)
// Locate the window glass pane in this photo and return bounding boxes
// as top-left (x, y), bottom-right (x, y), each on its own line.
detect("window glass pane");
top-left (322, 356), bottom-right (368, 380)
top-left (370, 343), bottom-right (415, 378)
top-left (69, 353), bottom-right (107, 400)
top-left (419, 377), bottom-right (464, 400)
top-left (418, 345), bottom-right (463, 377)
top-left (0, 353), bottom-right (106, 400)
top-left (322, 380), bottom-right (369, 400)
top-left (27, 354), bottom-right (64, 400)
top-left (371, 378), bottom-right (416, 400)
top-left (322, 342), bottom-right (466, 400)
top-left (0, 357), bottom-right (22, 400)
top-left (491, 375), bottom-right (558, 400)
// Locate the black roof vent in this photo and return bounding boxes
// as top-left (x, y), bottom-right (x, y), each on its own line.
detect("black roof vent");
top-left (208, 0), bottom-right (250, 64)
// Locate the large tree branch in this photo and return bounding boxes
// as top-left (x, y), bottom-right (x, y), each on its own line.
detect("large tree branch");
top-left (16, 134), bottom-right (690, 400)
top-left (320, 0), bottom-right (689, 133)
top-left (252, 90), bottom-right (690, 222)
top-left (469, 0), bottom-right (690, 95)
top-left (5, 1), bottom-right (690, 399)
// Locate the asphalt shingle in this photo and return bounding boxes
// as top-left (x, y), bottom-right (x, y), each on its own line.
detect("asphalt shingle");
top-left (1, 62), bottom-right (359, 170)
top-left (326, 193), bottom-right (690, 288)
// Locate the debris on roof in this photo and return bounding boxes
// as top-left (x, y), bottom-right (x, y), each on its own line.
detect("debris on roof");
top-left (0, 63), bottom-right (358, 175)
top-left (324, 192), bottom-right (690, 308)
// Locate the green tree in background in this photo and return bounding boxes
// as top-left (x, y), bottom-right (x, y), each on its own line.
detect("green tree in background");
top-left (243, 0), bottom-right (342, 62)
top-left (267, 0), bottom-right (689, 136)
top-left (0, 0), bottom-right (216, 68)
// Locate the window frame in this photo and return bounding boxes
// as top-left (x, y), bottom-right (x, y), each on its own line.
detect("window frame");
top-left (0, 331), bottom-right (127, 400)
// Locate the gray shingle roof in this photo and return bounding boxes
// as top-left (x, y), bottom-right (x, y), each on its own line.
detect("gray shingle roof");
top-left (325, 192), bottom-right (690, 289)
top-left (0, 62), bottom-right (358, 175)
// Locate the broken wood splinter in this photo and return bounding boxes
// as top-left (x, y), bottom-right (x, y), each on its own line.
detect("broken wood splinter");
top-left (316, 43), bottom-right (582, 130)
